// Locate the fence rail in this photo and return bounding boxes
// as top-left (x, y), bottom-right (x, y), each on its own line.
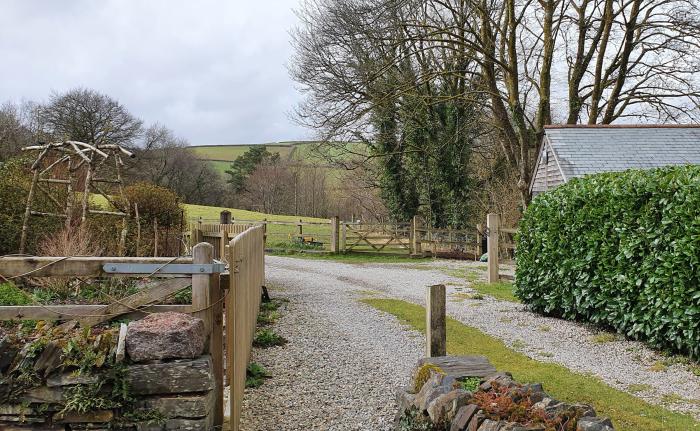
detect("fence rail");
top-left (226, 225), bottom-right (265, 431)
top-left (185, 213), bottom-right (518, 267)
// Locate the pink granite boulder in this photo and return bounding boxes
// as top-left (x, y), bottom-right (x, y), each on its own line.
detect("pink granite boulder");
top-left (126, 312), bottom-right (205, 362)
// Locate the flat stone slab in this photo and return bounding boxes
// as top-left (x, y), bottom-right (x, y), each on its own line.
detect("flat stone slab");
top-left (417, 355), bottom-right (496, 379)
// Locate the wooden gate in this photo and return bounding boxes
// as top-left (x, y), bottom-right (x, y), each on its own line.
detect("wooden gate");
top-left (226, 225), bottom-right (265, 431)
top-left (342, 222), bottom-right (412, 254)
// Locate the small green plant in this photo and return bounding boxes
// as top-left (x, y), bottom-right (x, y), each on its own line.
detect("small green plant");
top-left (172, 287), bottom-right (192, 304)
top-left (246, 362), bottom-right (271, 388)
top-left (538, 325), bottom-right (552, 332)
top-left (648, 361), bottom-right (668, 372)
top-left (0, 283), bottom-right (31, 306)
top-left (253, 329), bottom-right (288, 348)
top-left (590, 333), bottom-right (617, 344)
top-left (455, 376), bottom-right (481, 392)
top-left (257, 310), bottom-right (280, 326)
top-left (397, 406), bottom-right (445, 431)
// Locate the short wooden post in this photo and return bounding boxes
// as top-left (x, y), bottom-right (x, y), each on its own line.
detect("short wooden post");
top-left (487, 213), bottom-right (500, 283)
top-left (476, 223), bottom-right (483, 258)
top-left (412, 215), bottom-right (422, 256)
top-left (297, 219), bottom-right (303, 238)
top-left (220, 210), bottom-right (232, 225)
top-left (135, 203), bottom-right (141, 257)
top-left (426, 284), bottom-right (446, 357)
top-left (220, 231), bottom-right (229, 262)
top-left (341, 221), bottom-right (347, 252)
top-left (153, 218), bottom-right (159, 257)
top-left (330, 216), bottom-right (340, 253)
top-left (192, 242), bottom-right (223, 427)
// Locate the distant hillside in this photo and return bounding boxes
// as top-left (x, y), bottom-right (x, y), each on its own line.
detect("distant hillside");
top-left (190, 141), bottom-right (364, 176)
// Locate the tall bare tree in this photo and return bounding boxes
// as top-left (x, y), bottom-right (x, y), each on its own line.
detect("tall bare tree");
top-left (292, 0), bottom-right (700, 206)
top-left (40, 88), bottom-right (142, 145)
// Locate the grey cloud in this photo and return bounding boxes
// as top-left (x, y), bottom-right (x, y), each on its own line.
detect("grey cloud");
top-left (0, 0), bottom-right (310, 145)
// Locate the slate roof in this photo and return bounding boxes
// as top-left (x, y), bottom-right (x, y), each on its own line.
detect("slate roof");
top-left (544, 125), bottom-right (700, 180)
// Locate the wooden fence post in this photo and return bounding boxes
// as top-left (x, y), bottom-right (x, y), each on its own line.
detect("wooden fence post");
top-left (220, 210), bottom-right (232, 224)
top-left (297, 219), bottom-right (303, 238)
top-left (476, 223), bottom-right (483, 258)
top-left (412, 215), bottom-right (422, 256)
top-left (192, 242), bottom-right (223, 427)
top-left (330, 216), bottom-right (340, 253)
top-left (426, 284), bottom-right (446, 357)
top-left (487, 213), bottom-right (500, 283)
top-left (341, 221), bottom-right (347, 252)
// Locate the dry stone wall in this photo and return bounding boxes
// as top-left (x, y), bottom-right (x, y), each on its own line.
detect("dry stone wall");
top-left (0, 313), bottom-right (216, 430)
top-left (395, 355), bottom-right (615, 431)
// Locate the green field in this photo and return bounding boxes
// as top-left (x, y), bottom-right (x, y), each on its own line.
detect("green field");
top-left (184, 203), bottom-right (332, 247)
top-left (191, 143), bottom-right (301, 162)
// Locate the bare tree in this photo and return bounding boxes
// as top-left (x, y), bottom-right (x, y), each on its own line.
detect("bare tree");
top-left (40, 88), bottom-right (142, 145)
top-left (0, 101), bottom-right (35, 161)
top-left (129, 124), bottom-right (227, 206)
top-left (292, 0), bottom-right (700, 206)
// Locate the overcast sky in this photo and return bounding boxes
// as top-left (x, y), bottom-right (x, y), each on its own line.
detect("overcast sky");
top-left (0, 0), bottom-right (311, 146)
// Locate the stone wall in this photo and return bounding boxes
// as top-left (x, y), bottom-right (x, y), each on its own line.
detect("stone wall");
top-left (395, 356), bottom-right (615, 431)
top-left (0, 312), bottom-right (216, 430)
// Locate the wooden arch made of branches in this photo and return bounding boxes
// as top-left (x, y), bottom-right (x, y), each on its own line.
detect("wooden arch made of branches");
top-left (19, 141), bottom-right (135, 254)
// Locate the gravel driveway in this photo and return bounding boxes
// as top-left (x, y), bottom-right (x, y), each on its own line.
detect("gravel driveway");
top-left (240, 255), bottom-right (700, 426)
top-left (237, 257), bottom-right (423, 430)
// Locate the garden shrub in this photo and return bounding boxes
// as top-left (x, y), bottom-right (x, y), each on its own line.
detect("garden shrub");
top-left (0, 157), bottom-right (64, 254)
top-left (91, 182), bottom-right (184, 256)
top-left (516, 166), bottom-right (700, 358)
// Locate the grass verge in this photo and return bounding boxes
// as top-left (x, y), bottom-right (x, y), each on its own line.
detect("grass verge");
top-left (362, 298), bottom-right (699, 431)
top-left (470, 281), bottom-right (519, 303)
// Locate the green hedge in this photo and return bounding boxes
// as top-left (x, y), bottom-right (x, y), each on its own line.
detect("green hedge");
top-left (516, 166), bottom-right (700, 358)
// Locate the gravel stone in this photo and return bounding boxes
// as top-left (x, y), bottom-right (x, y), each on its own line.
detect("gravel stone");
top-left (260, 256), bottom-right (700, 421)
top-left (235, 256), bottom-right (423, 430)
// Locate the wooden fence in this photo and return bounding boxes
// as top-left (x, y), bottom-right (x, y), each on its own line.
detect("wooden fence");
top-left (188, 214), bottom-right (485, 258)
top-left (226, 225), bottom-right (265, 431)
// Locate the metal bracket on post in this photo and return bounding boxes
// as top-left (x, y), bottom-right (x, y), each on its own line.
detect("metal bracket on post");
top-left (103, 260), bottom-right (227, 275)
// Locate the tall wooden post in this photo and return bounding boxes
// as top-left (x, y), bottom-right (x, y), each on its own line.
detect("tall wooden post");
top-left (426, 284), bottom-right (446, 357)
top-left (487, 213), bottom-right (500, 283)
top-left (412, 215), bottom-right (422, 256)
top-left (330, 216), bottom-right (340, 253)
top-left (192, 242), bottom-right (222, 427)
top-left (297, 219), bottom-right (303, 238)
top-left (341, 221), bottom-right (347, 252)
top-left (476, 223), bottom-right (483, 258)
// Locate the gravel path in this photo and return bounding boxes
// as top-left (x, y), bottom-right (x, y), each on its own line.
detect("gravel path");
top-left (257, 255), bottom-right (700, 421)
top-left (237, 257), bottom-right (423, 430)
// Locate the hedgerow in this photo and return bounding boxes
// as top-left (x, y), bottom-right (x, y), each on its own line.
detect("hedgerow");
top-left (515, 166), bottom-right (700, 358)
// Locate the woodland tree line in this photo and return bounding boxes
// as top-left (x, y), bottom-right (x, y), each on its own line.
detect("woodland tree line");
top-left (0, 88), bottom-right (371, 225)
top-left (290, 0), bottom-right (700, 228)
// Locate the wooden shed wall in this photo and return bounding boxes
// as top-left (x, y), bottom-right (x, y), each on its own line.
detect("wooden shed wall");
top-left (531, 141), bottom-right (565, 195)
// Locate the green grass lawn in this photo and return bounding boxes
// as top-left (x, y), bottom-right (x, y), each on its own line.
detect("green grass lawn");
top-left (446, 268), bottom-right (520, 302)
top-left (470, 281), bottom-right (519, 302)
top-left (363, 298), bottom-right (700, 431)
top-left (190, 144), bottom-right (296, 162)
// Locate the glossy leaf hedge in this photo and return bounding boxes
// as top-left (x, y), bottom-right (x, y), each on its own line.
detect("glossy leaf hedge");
top-left (515, 166), bottom-right (700, 358)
